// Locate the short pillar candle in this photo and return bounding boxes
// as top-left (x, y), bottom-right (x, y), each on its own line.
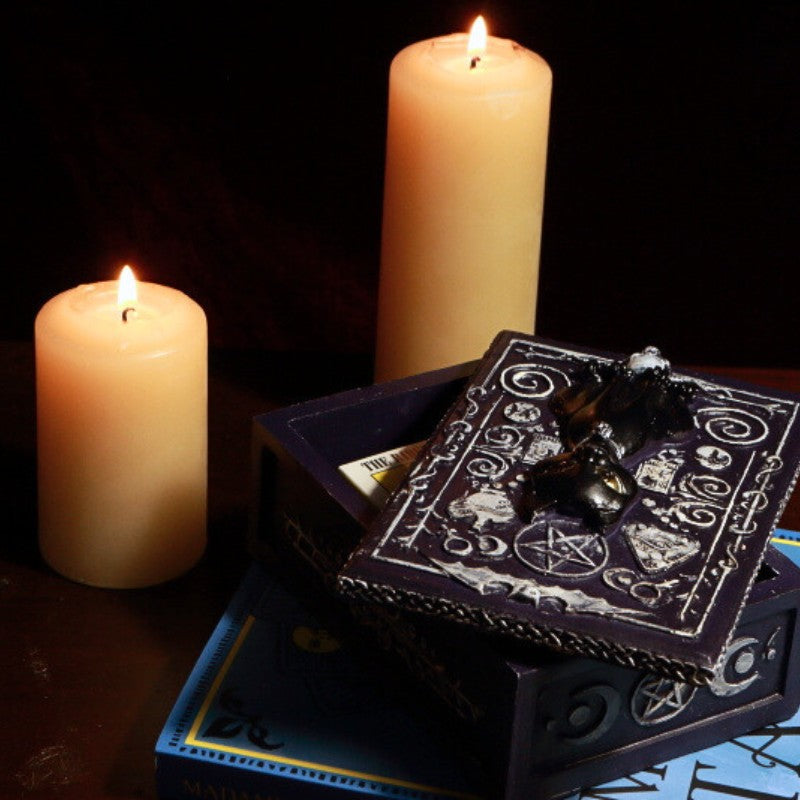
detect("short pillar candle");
top-left (35, 266), bottom-right (208, 588)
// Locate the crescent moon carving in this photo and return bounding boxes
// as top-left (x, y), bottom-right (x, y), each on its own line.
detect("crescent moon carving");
top-left (708, 636), bottom-right (760, 698)
top-left (565, 685), bottom-right (621, 744)
top-left (477, 535), bottom-right (509, 557)
top-left (546, 684), bottom-right (621, 745)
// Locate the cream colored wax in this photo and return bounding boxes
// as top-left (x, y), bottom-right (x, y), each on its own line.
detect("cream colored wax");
top-left (374, 21), bottom-right (552, 381)
top-left (35, 270), bottom-right (207, 588)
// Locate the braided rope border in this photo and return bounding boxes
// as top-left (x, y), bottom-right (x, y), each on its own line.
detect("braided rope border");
top-left (337, 575), bottom-right (715, 686)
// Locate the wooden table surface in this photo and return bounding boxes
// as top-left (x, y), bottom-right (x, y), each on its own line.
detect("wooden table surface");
top-left (1, 340), bottom-right (799, 799)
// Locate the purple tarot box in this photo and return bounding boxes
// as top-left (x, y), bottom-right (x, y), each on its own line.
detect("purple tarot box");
top-left (249, 345), bottom-right (800, 800)
top-left (338, 333), bottom-right (800, 686)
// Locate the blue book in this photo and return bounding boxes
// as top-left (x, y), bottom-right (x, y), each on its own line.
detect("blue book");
top-left (155, 533), bottom-right (800, 800)
top-left (155, 557), bottom-right (488, 800)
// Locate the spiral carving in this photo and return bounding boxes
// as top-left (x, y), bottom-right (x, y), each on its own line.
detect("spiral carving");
top-left (500, 365), bottom-right (563, 399)
top-left (466, 450), bottom-right (509, 480)
top-left (662, 500), bottom-right (719, 529)
top-left (697, 407), bottom-right (769, 446)
top-left (484, 424), bottom-right (525, 451)
top-left (680, 473), bottom-right (731, 501)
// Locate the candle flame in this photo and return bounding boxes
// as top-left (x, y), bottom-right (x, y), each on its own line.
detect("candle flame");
top-left (468, 15), bottom-right (488, 57)
top-left (117, 265), bottom-right (138, 308)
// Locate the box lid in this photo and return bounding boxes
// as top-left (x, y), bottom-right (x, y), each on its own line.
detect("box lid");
top-left (337, 332), bottom-right (800, 684)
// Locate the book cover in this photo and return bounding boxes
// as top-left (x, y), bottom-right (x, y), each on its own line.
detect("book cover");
top-left (157, 536), bottom-right (800, 800)
top-left (337, 333), bottom-right (800, 685)
top-left (154, 558), bottom-right (487, 800)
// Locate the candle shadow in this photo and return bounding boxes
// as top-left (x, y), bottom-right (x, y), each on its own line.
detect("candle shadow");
top-left (0, 444), bottom-right (40, 567)
top-left (101, 507), bottom-right (251, 798)
top-left (0, 341), bottom-right (42, 568)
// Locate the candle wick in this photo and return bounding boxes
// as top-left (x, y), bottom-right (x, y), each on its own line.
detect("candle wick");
top-left (470, 55), bottom-right (481, 69)
top-left (122, 307), bottom-right (137, 323)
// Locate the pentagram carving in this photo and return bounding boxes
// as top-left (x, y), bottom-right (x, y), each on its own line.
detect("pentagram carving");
top-left (631, 674), bottom-right (697, 726)
top-left (515, 519), bottom-right (609, 578)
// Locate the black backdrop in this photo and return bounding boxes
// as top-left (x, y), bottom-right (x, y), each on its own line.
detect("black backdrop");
top-left (3, 2), bottom-right (798, 368)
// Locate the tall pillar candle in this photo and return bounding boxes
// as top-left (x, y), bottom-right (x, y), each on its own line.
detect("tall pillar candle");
top-left (374, 17), bottom-right (552, 381)
top-left (35, 267), bottom-right (207, 588)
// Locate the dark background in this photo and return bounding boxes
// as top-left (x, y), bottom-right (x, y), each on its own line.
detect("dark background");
top-left (3, 1), bottom-right (798, 369)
